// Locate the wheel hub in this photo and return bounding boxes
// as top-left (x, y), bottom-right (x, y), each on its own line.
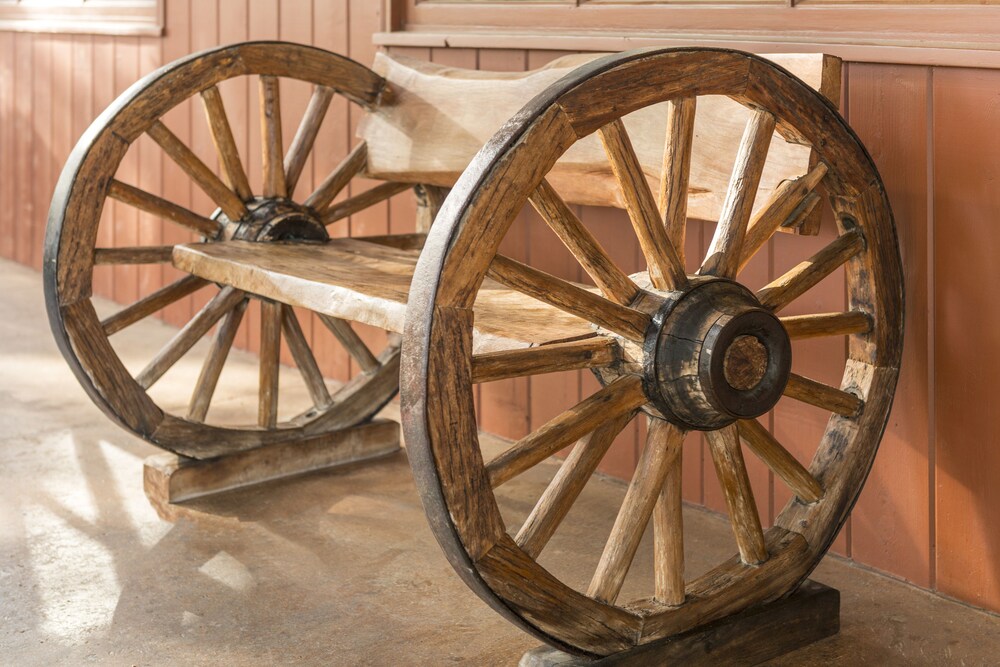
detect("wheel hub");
top-left (220, 197), bottom-right (330, 243)
top-left (641, 277), bottom-right (791, 431)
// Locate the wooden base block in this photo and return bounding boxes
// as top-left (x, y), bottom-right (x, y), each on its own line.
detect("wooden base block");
top-left (143, 418), bottom-right (400, 521)
top-left (520, 580), bottom-right (839, 666)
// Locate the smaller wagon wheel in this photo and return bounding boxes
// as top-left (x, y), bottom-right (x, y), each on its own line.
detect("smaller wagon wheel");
top-left (403, 48), bottom-right (902, 656)
top-left (45, 42), bottom-right (408, 458)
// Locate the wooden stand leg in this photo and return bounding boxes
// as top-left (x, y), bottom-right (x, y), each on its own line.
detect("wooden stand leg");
top-left (520, 580), bottom-right (839, 667)
top-left (143, 418), bottom-right (400, 521)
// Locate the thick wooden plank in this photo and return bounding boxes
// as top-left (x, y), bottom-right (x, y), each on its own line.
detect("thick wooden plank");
top-left (521, 580), bottom-right (839, 666)
top-left (144, 419), bottom-right (401, 519)
top-left (360, 51), bottom-right (833, 221)
top-left (173, 238), bottom-right (595, 346)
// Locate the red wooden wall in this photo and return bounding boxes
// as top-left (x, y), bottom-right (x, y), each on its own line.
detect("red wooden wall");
top-left (0, 0), bottom-right (997, 616)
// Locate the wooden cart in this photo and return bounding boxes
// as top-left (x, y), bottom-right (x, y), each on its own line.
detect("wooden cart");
top-left (44, 42), bottom-right (902, 659)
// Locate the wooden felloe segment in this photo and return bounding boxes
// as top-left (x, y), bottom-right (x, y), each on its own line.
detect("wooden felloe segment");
top-left (200, 85), bottom-right (253, 201)
top-left (360, 51), bottom-right (839, 222)
top-left (143, 419), bottom-right (401, 520)
top-left (520, 580), bottom-right (839, 666)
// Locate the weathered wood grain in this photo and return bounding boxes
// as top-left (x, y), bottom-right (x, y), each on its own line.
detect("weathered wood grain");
top-left (200, 84), bottom-right (253, 201)
top-left (706, 425), bottom-right (767, 565)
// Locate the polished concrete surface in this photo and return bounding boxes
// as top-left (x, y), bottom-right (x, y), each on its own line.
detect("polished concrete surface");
top-left (2, 258), bottom-right (999, 666)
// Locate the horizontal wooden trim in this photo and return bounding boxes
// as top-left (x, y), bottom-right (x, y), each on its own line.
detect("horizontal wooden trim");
top-left (375, 27), bottom-right (1000, 69)
top-left (0, 2), bottom-right (163, 37)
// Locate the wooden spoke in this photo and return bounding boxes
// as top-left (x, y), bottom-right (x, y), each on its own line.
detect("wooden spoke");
top-left (200, 85), bottom-right (253, 201)
top-left (588, 418), bottom-right (684, 604)
top-left (701, 109), bottom-right (776, 279)
top-left (706, 425), bottom-right (768, 565)
top-left (737, 419), bottom-right (822, 504)
top-left (757, 229), bottom-right (864, 312)
top-left (284, 85), bottom-right (335, 194)
top-left (258, 300), bottom-right (282, 428)
top-left (487, 375), bottom-right (646, 488)
top-left (135, 287), bottom-right (245, 390)
top-left (598, 119), bottom-right (686, 291)
top-left (472, 337), bottom-right (617, 384)
top-left (529, 179), bottom-right (640, 305)
top-left (94, 245), bottom-right (175, 265)
top-left (281, 306), bottom-right (333, 409)
top-left (486, 254), bottom-right (650, 343)
top-left (305, 141), bottom-right (367, 211)
top-left (321, 182), bottom-right (411, 225)
top-left (516, 413), bottom-right (632, 559)
top-left (101, 275), bottom-right (208, 336)
top-left (781, 311), bottom-right (871, 340)
top-left (318, 313), bottom-right (379, 373)
top-left (108, 180), bottom-right (220, 237)
top-left (187, 297), bottom-right (248, 422)
top-left (147, 120), bottom-right (247, 221)
top-left (657, 97), bottom-right (697, 267)
top-left (738, 162), bottom-right (828, 273)
top-left (784, 373), bottom-right (862, 417)
top-left (259, 75), bottom-right (287, 199)
top-left (654, 420), bottom-right (685, 605)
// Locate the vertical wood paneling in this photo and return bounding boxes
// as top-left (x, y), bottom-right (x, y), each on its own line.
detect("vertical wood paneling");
top-left (933, 66), bottom-right (1000, 614)
top-left (0, 3), bottom-right (998, 616)
top-left (849, 63), bottom-right (932, 587)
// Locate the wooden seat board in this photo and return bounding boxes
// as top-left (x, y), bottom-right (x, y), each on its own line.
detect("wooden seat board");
top-left (172, 239), bottom-right (595, 351)
top-left (359, 51), bottom-right (840, 224)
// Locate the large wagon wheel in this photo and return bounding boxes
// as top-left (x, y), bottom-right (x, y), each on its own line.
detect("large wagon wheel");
top-left (403, 48), bottom-right (902, 656)
top-left (45, 42), bottom-right (404, 459)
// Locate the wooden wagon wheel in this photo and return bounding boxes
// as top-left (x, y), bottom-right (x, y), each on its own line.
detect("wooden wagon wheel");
top-left (45, 42), bottom-right (406, 459)
top-left (402, 48), bottom-right (902, 656)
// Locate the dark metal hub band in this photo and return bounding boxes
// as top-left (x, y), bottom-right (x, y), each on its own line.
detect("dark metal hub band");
top-left (643, 278), bottom-right (791, 431)
top-left (220, 197), bottom-right (330, 243)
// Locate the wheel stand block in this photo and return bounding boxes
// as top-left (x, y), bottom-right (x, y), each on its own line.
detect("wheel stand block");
top-left (143, 418), bottom-right (400, 521)
top-left (520, 579), bottom-right (839, 666)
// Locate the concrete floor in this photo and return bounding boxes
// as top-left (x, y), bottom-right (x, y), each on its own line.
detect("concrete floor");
top-left (2, 257), bottom-right (999, 666)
